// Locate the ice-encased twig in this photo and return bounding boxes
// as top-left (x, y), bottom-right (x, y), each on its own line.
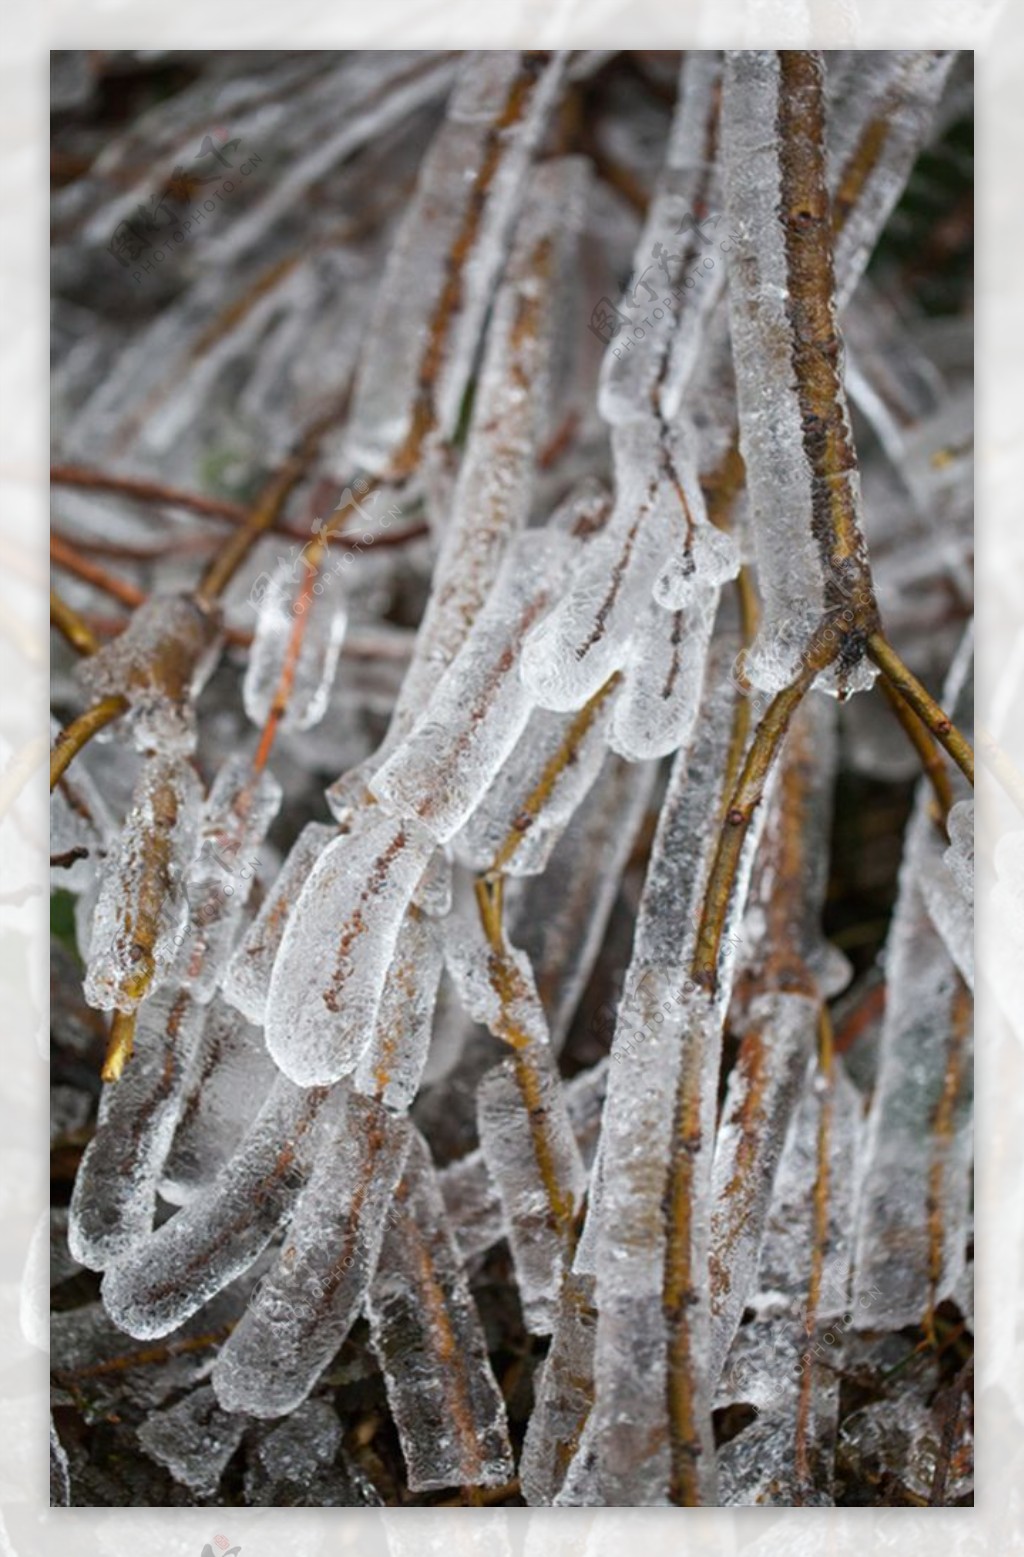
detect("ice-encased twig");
top-left (69, 984), bottom-right (207, 1268)
top-left (174, 754), bottom-right (282, 1003)
top-left (598, 52), bottom-right (726, 425)
top-left (83, 752), bottom-right (203, 1013)
top-left (160, 996), bottom-right (278, 1205)
top-left (722, 49), bottom-right (877, 696)
top-left (101, 1077), bottom-right (329, 1339)
top-left (592, 649), bottom-right (770, 1505)
top-left (221, 819), bottom-right (337, 1025)
top-left (452, 683), bottom-right (618, 880)
top-left (367, 1131), bottom-right (514, 1491)
top-left (264, 808), bottom-right (436, 1086)
top-left (708, 697), bottom-right (845, 1382)
top-left (371, 486), bottom-right (603, 842)
top-left (76, 593), bottom-right (223, 754)
top-left (508, 754), bottom-right (657, 1051)
top-left (213, 1085), bottom-right (412, 1416)
top-left (344, 51), bottom-right (567, 476)
top-left (520, 1271), bottom-right (598, 1506)
top-left (715, 1055), bottom-right (863, 1505)
top-left (852, 633), bottom-right (974, 1329)
top-left (352, 905), bottom-right (445, 1111)
top-left (243, 555), bottom-right (348, 734)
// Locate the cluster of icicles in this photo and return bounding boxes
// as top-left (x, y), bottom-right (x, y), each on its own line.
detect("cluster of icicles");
top-left (50, 49), bottom-right (973, 1504)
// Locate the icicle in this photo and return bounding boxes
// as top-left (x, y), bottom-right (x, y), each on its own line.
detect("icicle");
top-left (370, 489), bottom-right (602, 842)
top-left (160, 997), bottom-right (277, 1205)
top-left (100, 1077), bottom-right (329, 1339)
top-left (77, 593), bottom-right (223, 754)
top-left (243, 556), bottom-right (348, 734)
top-left (367, 1132), bottom-right (513, 1491)
top-left (69, 985), bottom-right (207, 1269)
top-left (213, 1085), bottom-right (412, 1417)
top-left (263, 809), bottom-right (436, 1087)
top-left (221, 819), bottom-right (337, 1025)
top-left (352, 905), bottom-right (444, 1112)
top-left (244, 1398), bottom-right (382, 1505)
top-left (83, 753), bottom-right (203, 1013)
top-left (344, 51), bottom-right (567, 475)
top-left (136, 1384), bottom-right (247, 1497)
top-left (174, 755), bottom-right (282, 1002)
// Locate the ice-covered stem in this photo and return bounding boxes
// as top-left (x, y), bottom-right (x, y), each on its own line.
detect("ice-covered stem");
top-left (50, 587), bottom-right (99, 657)
top-left (867, 631), bottom-right (975, 788)
top-left (776, 49), bottom-right (877, 623)
top-left (692, 655), bottom-right (822, 993)
top-left (486, 673), bottom-right (622, 877)
top-left (50, 694), bottom-right (127, 791)
top-left (926, 974), bottom-right (973, 1343)
top-left (794, 1002), bottom-right (835, 1496)
top-left (102, 1009), bottom-right (137, 1083)
top-left (473, 879), bottom-right (577, 1246)
top-left (877, 673), bottom-right (955, 827)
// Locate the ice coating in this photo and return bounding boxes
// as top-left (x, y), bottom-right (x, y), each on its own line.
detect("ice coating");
top-left (520, 421), bottom-right (681, 711)
top-left (101, 1077), bottom-right (329, 1339)
top-left (264, 808), bottom-right (436, 1086)
top-left (69, 985), bottom-right (207, 1268)
top-left (83, 753), bottom-right (203, 1013)
top-left (377, 154), bottom-right (593, 748)
top-left (222, 819), bottom-right (337, 1024)
top-left (370, 527), bottom-right (577, 842)
top-left (353, 906), bottom-right (445, 1112)
top-left (344, 51), bottom-right (567, 474)
top-left (174, 754), bottom-right (282, 1003)
top-left (721, 51), bottom-right (875, 697)
top-left (213, 1086), bottom-right (412, 1417)
top-left (77, 593), bottom-right (223, 754)
top-left (49, 715), bottom-right (114, 893)
top-left (520, 1272), bottom-right (597, 1505)
top-left (477, 1050), bottom-right (586, 1335)
top-left (160, 996), bottom-right (278, 1205)
top-left (136, 1384), bottom-right (247, 1497)
top-left (367, 1131), bottom-right (514, 1491)
top-left (853, 636), bottom-right (973, 1327)
top-left (451, 695), bottom-right (616, 879)
top-left (609, 594), bottom-right (716, 762)
top-left (598, 52), bottom-right (726, 425)
top-left (243, 556), bottom-right (348, 733)
top-left (708, 991), bottom-right (818, 1387)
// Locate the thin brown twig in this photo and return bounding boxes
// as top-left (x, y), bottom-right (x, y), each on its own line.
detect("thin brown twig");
top-left (867, 631), bottom-right (974, 788)
top-left (50, 695), bottom-right (128, 792)
top-left (51, 533), bottom-right (146, 610)
top-left (50, 587), bottom-right (100, 657)
top-left (877, 673), bottom-right (955, 827)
